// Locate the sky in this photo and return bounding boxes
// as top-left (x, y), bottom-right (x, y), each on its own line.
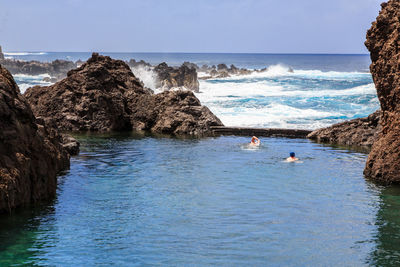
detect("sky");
top-left (0, 0), bottom-right (383, 53)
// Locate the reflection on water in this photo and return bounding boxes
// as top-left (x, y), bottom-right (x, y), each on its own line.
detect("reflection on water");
top-left (0, 205), bottom-right (56, 266)
top-left (368, 186), bottom-right (400, 266)
top-left (1, 135), bottom-right (400, 266)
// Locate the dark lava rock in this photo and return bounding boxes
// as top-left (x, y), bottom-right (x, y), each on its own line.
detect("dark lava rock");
top-left (61, 134), bottom-right (80, 156)
top-left (364, 1), bottom-right (400, 183)
top-left (307, 110), bottom-right (382, 148)
top-left (25, 53), bottom-right (223, 136)
top-left (24, 53), bottom-right (148, 132)
top-left (217, 64), bottom-right (228, 71)
top-left (130, 90), bottom-right (223, 135)
top-left (154, 62), bottom-right (200, 92)
top-left (127, 59), bottom-right (152, 69)
top-left (0, 46), bottom-right (4, 60)
top-left (0, 64), bottom-right (70, 213)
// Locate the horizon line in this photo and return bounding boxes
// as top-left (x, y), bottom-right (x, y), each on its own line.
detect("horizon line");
top-left (3, 50), bottom-right (370, 56)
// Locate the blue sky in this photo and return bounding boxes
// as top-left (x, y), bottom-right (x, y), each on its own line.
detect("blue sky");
top-left (0, 0), bottom-right (382, 53)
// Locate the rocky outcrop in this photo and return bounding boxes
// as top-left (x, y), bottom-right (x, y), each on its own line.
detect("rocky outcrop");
top-left (24, 53), bottom-right (149, 132)
top-left (154, 62), bottom-right (200, 92)
top-left (198, 64), bottom-right (256, 80)
top-left (364, 1), bottom-right (400, 183)
top-left (307, 111), bottom-right (382, 148)
top-left (0, 46), bottom-right (4, 60)
top-left (24, 53), bottom-right (223, 136)
top-left (130, 90), bottom-right (223, 135)
top-left (127, 59), bottom-right (152, 69)
top-left (0, 64), bottom-right (70, 213)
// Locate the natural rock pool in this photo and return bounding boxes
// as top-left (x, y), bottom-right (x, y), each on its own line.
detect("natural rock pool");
top-left (1, 135), bottom-right (400, 266)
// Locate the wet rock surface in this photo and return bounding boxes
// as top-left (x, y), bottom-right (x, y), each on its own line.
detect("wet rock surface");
top-left (0, 64), bottom-right (70, 213)
top-left (364, 1), bottom-right (400, 183)
top-left (24, 53), bottom-right (223, 136)
top-left (308, 111), bottom-right (382, 148)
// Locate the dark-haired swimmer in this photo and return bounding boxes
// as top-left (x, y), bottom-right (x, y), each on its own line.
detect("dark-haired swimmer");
top-left (286, 152), bottom-right (299, 162)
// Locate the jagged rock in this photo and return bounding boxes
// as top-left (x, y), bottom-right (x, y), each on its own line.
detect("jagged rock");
top-left (130, 90), bottom-right (223, 135)
top-left (183, 61), bottom-right (199, 70)
top-left (24, 53), bottom-right (148, 132)
top-left (61, 135), bottom-right (80, 156)
top-left (308, 111), bottom-right (382, 147)
top-left (229, 64), bottom-right (239, 74)
top-left (24, 53), bottom-right (223, 136)
top-left (0, 64), bottom-right (70, 213)
top-left (217, 63), bottom-right (228, 71)
top-left (0, 46), bottom-right (4, 60)
top-left (154, 62), bottom-right (200, 92)
top-left (127, 59), bottom-right (152, 69)
top-left (364, 1), bottom-right (400, 183)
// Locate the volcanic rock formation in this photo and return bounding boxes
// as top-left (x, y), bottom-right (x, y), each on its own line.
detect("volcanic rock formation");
top-left (24, 53), bottom-right (223, 135)
top-left (154, 62), bottom-right (200, 92)
top-left (0, 64), bottom-right (70, 213)
top-left (0, 46), bottom-right (4, 60)
top-left (308, 111), bottom-right (382, 148)
top-left (364, 0), bottom-right (400, 183)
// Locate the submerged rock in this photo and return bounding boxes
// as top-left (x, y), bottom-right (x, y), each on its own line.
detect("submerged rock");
top-left (364, 1), bottom-right (400, 183)
top-left (25, 53), bottom-right (222, 136)
top-left (0, 64), bottom-right (70, 213)
top-left (307, 111), bottom-right (382, 148)
top-left (154, 62), bottom-right (200, 92)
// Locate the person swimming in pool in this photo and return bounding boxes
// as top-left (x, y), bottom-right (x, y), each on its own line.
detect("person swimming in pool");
top-left (250, 136), bottom-right (260, 146)
top-left (286, 152), bottom-right (299, 162)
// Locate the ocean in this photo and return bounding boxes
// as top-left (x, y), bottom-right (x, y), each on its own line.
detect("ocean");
top-left (7, 52), bottom-right (378, 129)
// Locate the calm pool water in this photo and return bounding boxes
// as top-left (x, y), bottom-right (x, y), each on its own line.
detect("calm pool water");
top-left (1, 135), bottom-right (400, 266)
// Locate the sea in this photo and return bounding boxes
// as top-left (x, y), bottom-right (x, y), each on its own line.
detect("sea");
top-left (3, 52), bottom-right (399, 267)
top-left (6, 52), bottom-right (379, 129)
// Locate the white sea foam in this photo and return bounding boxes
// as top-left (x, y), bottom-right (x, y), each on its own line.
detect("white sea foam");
top-left (197, 80), bottom-right (376, 102)
top-left (207, 103), bottom-right (342, 129)
top-left (131, 66), bottom-right (158, 90)
top-left (215, 64), bottom-right (371, 81)
top-left (195, 67), bottom-right (378, 129)
top-left (4, 52), bottom-right (47, 56)
top-left (13, 73), bottom-right (52, 93)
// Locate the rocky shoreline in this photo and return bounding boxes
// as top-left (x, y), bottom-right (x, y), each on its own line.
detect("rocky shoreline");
top-left (0, 53), bottom-right (223, 213)
top-left (307, 110), bottom-right (381, 148)
top-left (24, 53), bottom-right (223, 135)
top-left (1, 0), bottom-right (399, 214)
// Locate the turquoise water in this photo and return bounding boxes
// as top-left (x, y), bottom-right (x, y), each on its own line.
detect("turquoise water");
top-left (1, 135), bottom-right (400, 266)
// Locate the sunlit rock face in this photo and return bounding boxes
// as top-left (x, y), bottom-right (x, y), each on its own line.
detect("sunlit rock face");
top-left (364, 1), bottom-right (400, 183)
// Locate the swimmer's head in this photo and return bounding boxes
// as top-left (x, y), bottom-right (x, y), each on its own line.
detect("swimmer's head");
top-left (290, 152), bottom-right (295, 157)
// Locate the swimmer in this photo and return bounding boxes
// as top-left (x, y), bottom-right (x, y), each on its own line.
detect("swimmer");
top-left (250, 136), bottom-right (260, 146)
top-left (286, 152), bottom-right (299, 162)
